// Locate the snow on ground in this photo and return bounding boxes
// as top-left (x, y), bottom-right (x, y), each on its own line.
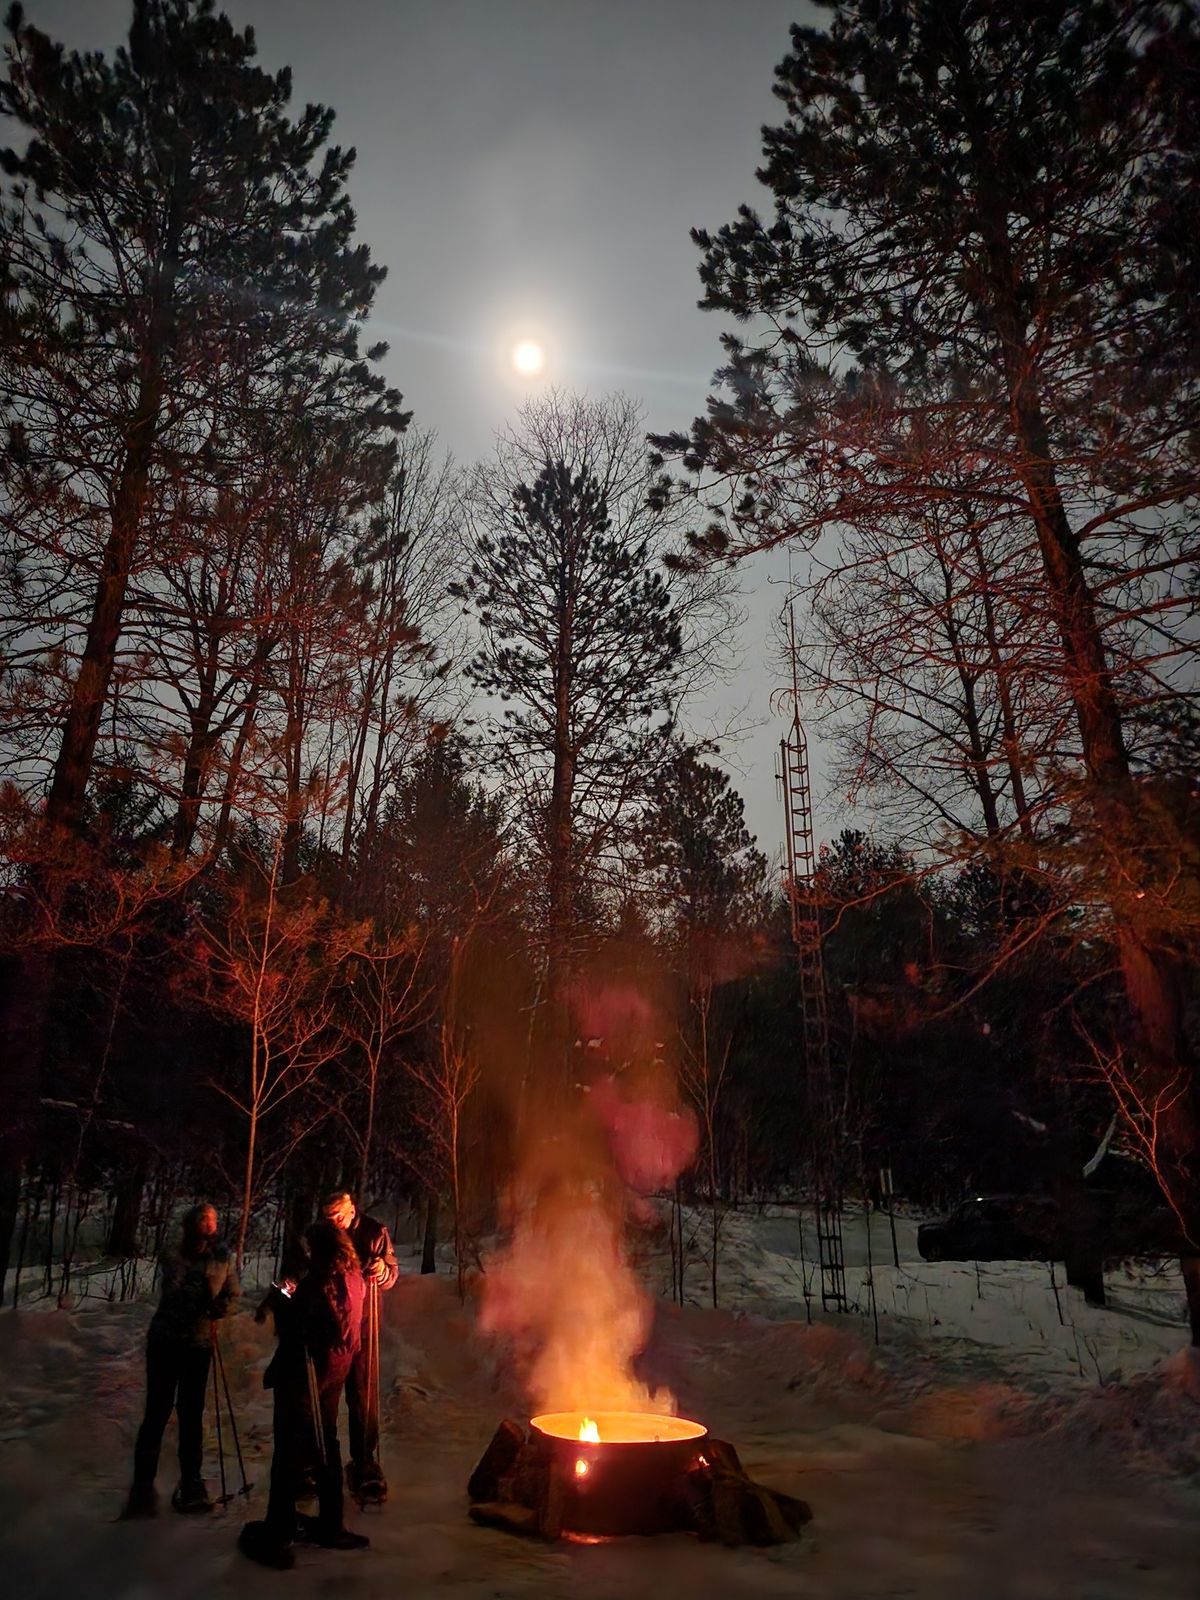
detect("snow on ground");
top-left (661, 1202), bottom-right (1191, 1392)
top-left (1, 1208), bottom-right (1198, 1599)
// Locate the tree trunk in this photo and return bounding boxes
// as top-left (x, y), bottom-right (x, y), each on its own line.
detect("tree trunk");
top-left (105, 1156), bottom-right (149, 1259)
top-left (237, 1095), bottom-right (259, 1273)
top-left (45, 190), bottom-right (181, 834)
top-left (421, 1189), bottom-right (438, 1274)
top-left (171, 655), bottom-right (220, 861)
top-left (212, 638), bottom-right (272, 861)
top-left (282, 627), bottom-right (304, 885)
top-left (967, 524), bottom-right (1034, 838)
top-left (932, 531), bottom-right (1002, 837)
top-left (0, 1168), bottom-right (20, 1305)
top-left (545, 614), bottom-right (576, 1092)
top-left (1182, 1258), bottom-right (1200, 1347)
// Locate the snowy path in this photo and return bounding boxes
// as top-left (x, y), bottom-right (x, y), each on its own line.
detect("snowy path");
top-left (1, 1271), bottom-right (1197, 1599)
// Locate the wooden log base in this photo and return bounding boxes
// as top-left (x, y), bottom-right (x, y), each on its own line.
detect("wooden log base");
top-left (467, 1423), bottom-right (810, 1547)
top-left (467, 1418), bottom-right (525, 1502)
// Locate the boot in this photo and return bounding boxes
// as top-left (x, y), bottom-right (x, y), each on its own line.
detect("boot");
top-left (172, 1478), bottom-right (213, 1514)
top-left (238, 1521), bottom-right (296, 1571)
top-left (120, 1483), bottom-right (158, 1520)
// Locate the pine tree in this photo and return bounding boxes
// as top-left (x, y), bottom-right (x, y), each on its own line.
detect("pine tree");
top-left (0, 0), bottom-right (407, 836)
top-left (635, 743), bottom-right (768, 1305)
top-left (457, 395), bottom-right (689, 1054)
top-left (636, 742), bottom-right (768, 968)
top-left (655, 0), bottom-right (1200, 1340)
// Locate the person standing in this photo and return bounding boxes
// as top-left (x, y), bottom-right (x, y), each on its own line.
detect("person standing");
top-left (239, 1220), bottom-right (369, 1570)
top-left (123, 1203), bottom-right (239, 1517)
top-left (320, 1190), bottom-right (398, 1498)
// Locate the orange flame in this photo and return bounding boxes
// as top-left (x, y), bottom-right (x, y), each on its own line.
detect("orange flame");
top-left (578, 1417), bottom-right (600, 1443)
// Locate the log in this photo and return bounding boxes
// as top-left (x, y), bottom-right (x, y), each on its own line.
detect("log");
top-left (704, 1437), bottom-right (745, 1476)
top-left (771, 1486), bottom-right (814, 1533)
top-left (536, 1457), bottom-right (566, 1542)
top-left (468, 1419), bottom-right (526, 1503)
top-left (684, 1461), bottom-right (809, 1547)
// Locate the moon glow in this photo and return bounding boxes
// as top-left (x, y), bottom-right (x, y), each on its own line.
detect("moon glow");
top-left (511, 338), bottom-right (546, 377)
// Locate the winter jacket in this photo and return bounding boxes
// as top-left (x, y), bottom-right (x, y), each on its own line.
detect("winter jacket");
top-left (264, 1265), bottom-right (365, 1388)
top-left (148, 1240), bottom-right (239, 1348)
top-left (349, 1214), bottom-right (399, 1293)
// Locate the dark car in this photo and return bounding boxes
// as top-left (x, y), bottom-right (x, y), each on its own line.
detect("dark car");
top-left (917, 1195), bottom-right (1058, 1263)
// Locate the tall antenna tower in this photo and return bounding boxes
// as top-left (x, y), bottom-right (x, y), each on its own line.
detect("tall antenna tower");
top-left (779, 608), bottom-right (847, 1313)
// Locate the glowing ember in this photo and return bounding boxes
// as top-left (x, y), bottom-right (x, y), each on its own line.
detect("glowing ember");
top-left (579, 1417), bottom-right (601, 1443)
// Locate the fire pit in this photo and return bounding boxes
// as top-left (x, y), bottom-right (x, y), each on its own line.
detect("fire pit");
top-left (529, 1411), bottom-right (708, 1537)
top-left (468, 1412), bottom-right (811, 1545)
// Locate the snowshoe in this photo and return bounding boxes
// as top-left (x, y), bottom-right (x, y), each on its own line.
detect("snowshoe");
top-left (119, 1483), bottom-right (158, 1520)
top-left (172, 1478), bottom-right (213, 1514)
top-left (237, 1521), bottom-right (296, 1571)
top-left (347, 1460), bottom-right (387, 1507)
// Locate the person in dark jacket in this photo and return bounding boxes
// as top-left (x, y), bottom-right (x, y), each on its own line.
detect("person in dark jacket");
top-left (238, 1220), bottom-right (368, 1571)
top-left (122, 1203), bottom-right (239, 1518)
top-left (320, 1190), bottom-right (398, 1495)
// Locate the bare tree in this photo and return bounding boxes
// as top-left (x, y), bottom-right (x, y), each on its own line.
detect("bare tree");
top-left (197, 830), bottom-right (356, 1266)
top-left (406, 936), bottom-right (481, 1301)
top-left (333, 922), bottom-right (431, 1190)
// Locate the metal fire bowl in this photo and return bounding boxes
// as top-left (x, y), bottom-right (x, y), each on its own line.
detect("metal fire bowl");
top-left (529, 1412), bottom-right (709, 1537)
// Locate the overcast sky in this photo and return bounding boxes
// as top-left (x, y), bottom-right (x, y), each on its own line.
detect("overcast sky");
top-left (28, 0), bottom-right (834, 857)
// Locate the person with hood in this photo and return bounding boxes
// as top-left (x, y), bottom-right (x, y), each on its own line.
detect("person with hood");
top-left (123, 1202), bottom-right (239, 1517)
top-left (238, 1219), bottom-right (368, 1570)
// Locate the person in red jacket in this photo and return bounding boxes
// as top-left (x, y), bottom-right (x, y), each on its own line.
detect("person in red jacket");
top-left (320, 1190), bottom-right (398, 1496)
top-left (238, 1221), bottom-right (368, 1571)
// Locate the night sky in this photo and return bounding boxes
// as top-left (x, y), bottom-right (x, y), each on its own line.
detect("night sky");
top-left (28, 0), bottom-right (825, 856)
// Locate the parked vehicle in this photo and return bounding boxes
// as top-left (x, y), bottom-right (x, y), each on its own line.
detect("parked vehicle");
top-left (917, 1187), bottom-right (1185, 1265)
top-left (917, 1195), bottom-right (1058, 1262)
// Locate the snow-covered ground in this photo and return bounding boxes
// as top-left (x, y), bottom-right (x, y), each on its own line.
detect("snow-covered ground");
top-left (1, 1206), bottom-right (1197, 1598)
top-left (661, 1202), bottom-right (1191, 1393)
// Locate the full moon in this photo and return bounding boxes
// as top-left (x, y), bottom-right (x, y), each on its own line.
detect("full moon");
top-left (511, 338), bottom-right (545, 377)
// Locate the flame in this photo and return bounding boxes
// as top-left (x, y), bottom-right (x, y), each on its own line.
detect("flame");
top-left (578, 1417), bottom-right (600, 1443)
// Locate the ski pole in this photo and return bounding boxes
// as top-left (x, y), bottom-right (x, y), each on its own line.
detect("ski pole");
top-left (213, 1328), bottom-right (251, 1498)
top-left (210, 1324), bottom-right (229, 1506)
top-left (370, 1277), bottom-right (382, 1480)
top-left (304, 1347), bottom-right (326, 1468)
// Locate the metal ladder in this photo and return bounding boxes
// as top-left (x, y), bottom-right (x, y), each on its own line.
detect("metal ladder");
top-left (780, 701), bottom-right (848, 1314)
